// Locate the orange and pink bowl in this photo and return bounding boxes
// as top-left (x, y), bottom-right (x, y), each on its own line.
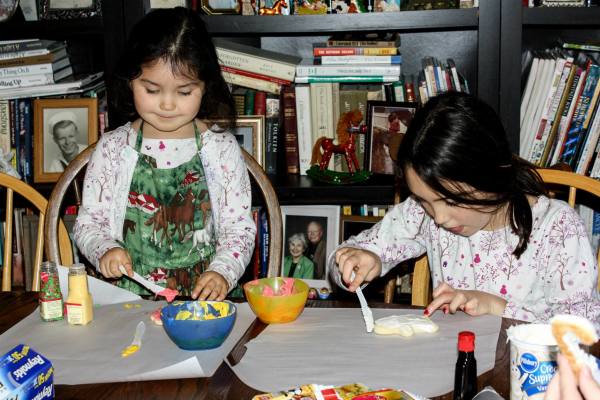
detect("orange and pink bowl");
top-left (243, 277), bottom-right (309, 324)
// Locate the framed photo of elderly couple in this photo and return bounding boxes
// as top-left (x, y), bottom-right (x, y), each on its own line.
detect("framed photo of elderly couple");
top-left (33, 98), bottom-right (98, 183)
top-left (280, 205), bottom-right (340, 286)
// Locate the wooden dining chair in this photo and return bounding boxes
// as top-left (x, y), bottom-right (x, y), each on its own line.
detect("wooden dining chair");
top-left (44, 143), bottom-right (283, 278)
top-left (0, 172), bottom-right (72, 291)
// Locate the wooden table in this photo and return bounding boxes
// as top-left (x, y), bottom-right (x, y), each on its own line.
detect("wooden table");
top-left (0, 291), bottom-right (574, 400)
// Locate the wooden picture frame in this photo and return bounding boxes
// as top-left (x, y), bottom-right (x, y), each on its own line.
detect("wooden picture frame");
top-left (33, 98), bottom-right (98, 183)
top-left (39, 0), bottom-right (102, 19)
top-left (340, 215), bottom-right (381, 242)
top-left (365, 100), bottom-right (418, 175)
top-left (280, 205), bottom-right (340, 282)
top-left (200, 0), bottom-right (240, 14)
top-left (232, 115), bottom-right (265, 168)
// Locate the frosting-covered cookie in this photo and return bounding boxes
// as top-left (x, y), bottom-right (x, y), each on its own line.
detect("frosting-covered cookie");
top-left (373, 315), bottom-right (439, 336)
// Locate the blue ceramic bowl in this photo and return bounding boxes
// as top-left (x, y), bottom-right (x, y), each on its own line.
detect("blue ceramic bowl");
top-left (161, 300), bottom-right (237, 350)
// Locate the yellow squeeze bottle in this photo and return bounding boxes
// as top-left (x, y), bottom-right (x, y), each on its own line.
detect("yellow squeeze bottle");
top-left (66, 263), bottom-right (94, 325)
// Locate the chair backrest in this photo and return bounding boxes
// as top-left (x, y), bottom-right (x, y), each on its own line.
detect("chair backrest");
top-left (409, 169), bottom-right (600, 305)
top-left (44, 144), bottom-right (283, 278)
top-left (0, 173), bottom-right (72, 291)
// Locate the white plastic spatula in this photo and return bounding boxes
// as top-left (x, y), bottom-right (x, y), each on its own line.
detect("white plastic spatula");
top-left (118, 265), bottom-right (165, 295)
top-left (351, 272), bottom-right (374, 333)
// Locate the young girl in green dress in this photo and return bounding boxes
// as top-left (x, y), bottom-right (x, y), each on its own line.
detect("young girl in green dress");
top-left (74, 7), bottom-right (255, 301)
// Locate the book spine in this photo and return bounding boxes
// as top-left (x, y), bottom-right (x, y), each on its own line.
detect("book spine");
top-left (282, 86), bottom-right (299, 175)
top-left (254, 91), bottom-right (266, 116)
top-left (244, 89), bottom-right (256, 115)
top-left (294, 85), bottom-right (312, 175)
top-left (0, 74), bottom-right (53, 89)
top-left (222, 71), bottom-right (281, 94)
top-left (0, 100), bottom-right (10, 154)
top-left (220, 65), bottom-right (292, 86)
top-left (0, 52), bottom-right (60, 68)
top-left (318, 55), bottom-right (402, 65)
top-left (296, 63), bottom-right (400, 77)
top-left (16, 100), bottom-right (28, 183)
top-left (313, 47), bottom-right (398, 56)
top-left (264, 94), bottom-right (280, 175)
top-left (21, 99), bottom-right (33, 183)
top-left (215, 47), bottom-right (297, 81)
top-left (11, 99), bottom-right (20, 175)
top-left (0, 63), bottom-right (55, 78)
top-left (295, 75), bottom-right (399, 83)
top-left (550, 67), bottom-right (583, 165)
top-left (0, 48), bottom-right (50, 61)
top-left (327, 40), bottom-right (398, 47)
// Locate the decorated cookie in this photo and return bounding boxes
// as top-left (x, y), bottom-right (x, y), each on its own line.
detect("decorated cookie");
top-left (373, 315), bottom-right (439, 336)
top-left (551, 314), bottom-right (599, 376)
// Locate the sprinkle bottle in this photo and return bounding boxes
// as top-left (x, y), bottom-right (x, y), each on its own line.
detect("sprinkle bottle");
top-left (453, 331), bottom-right (477, 400)
top-left (65, 263), bottom-right (94, 325)
top-left (39, 261), bottom-right (64, 321)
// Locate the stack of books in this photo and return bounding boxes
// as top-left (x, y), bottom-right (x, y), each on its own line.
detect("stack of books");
top-left (0, 39), bottom-right (73, 90)
top-left (214, 38), bottom-right (301, 95)
top-left (298, 32), bottom-right (402, 84)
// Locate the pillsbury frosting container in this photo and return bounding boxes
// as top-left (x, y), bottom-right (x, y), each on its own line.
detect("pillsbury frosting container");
top-left (507, 324), bottom-right (558, 400)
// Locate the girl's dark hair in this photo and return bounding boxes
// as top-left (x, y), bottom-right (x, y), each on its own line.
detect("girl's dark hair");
top-left (397, 92), bottom-right (546, 258)
top-left (110, 7), bottom-right (236, 130)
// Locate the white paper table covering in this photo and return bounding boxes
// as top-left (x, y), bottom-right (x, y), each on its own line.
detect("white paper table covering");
top-left (0, 267), bottom-right (256, 385)
top-left (230, 308), bottom-right (501, 397)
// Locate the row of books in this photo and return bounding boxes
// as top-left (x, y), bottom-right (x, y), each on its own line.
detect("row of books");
top-left (520, 46), bottom-right (600, 176)
top-left (341, 204), bottom-right (392, 216)
top-left (0, 85), bottom-right (108, 184)
top-left (525, 0), bottom-right (599, 7)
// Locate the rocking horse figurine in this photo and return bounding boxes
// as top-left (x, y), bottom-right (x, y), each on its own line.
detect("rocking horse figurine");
top-left (307, 109), bottom-right (371, 185)
top-left (259, 0), bottom-right (288, 15)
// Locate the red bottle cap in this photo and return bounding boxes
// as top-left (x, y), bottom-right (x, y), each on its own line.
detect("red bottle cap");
top-left (457, 331), bottom-right (475, 352)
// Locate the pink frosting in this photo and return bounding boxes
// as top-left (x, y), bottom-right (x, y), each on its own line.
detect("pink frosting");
top-left (157, 288), bottom-right (178, 303)
top-left (261, 278), bottom-right (295, 297)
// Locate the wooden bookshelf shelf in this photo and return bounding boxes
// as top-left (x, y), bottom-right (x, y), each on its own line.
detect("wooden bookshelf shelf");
top-left (271, 174), bottom-right (397, 205)
top-left (522, 6), bottom-right (600, 26)
top-left (0, 17), bottom-right (104, 39)
top-left (202, 9), bottom-right (478, 36)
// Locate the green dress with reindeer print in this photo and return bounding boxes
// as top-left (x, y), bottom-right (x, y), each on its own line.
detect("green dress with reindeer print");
top-left (119, 122), bottom-right (215, 296)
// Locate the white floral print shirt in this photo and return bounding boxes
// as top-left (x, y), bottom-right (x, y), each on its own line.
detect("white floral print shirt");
top-left (329, 196), bottom-right (600, 326)
top-left (73, 122), bottom-right (256, 292)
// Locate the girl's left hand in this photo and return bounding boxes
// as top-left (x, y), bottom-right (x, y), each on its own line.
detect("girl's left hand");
top-left (191, 271), bottom-right (229, 301)
top-left (424, 282), bottom-right (507, 317)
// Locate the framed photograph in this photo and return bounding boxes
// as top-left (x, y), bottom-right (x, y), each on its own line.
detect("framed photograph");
top-left (365, 100), bottom-right (418, 175)
top-left (232, 115), bottom-right (265, 167)
top-left (340, 215), bottom-right (381, 242)
top-left (200, 0), bottom-right (240, 14)
top-left (39, 0), bottom-right (102, 19)
top-left (33, 98), bottom-right (98, 183)
top-left (281, 205), bottom-right (340, 282)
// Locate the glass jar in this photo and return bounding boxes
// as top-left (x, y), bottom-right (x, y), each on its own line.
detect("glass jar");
top-left (39, 261), bottom-right (64, 321)
top-left (65, 263), bottom-right (93, 325)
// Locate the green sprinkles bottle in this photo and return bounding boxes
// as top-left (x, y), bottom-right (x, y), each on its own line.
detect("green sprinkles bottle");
top-left (39, 261), bottom-right (64, 321)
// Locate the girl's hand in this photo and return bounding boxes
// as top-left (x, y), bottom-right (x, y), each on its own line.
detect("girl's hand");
top-left (424, 282), bottom-right (507, 317)
top-left (546, 353), bottom-right (600, 400)
top-left (99, 247), bottom-right (133, 279)
top-left (335, 247), bottom-right (382, 292)
top-left (192, 271), bottom-right (229, 301)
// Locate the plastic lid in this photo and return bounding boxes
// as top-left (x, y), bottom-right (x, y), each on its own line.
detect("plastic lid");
top-left (457, 331), bottom-right (475, 352)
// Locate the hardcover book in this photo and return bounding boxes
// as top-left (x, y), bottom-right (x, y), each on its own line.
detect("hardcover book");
top-left (327, 32), bottom-right (401, 48)
top-left (313, 43), bottom-right (398, 56)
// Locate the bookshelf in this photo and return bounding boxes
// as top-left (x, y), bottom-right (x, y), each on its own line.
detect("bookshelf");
top-left (499, 2), bottom-right (600, 155)
top-left (117, 1), bottom-right (501, 205)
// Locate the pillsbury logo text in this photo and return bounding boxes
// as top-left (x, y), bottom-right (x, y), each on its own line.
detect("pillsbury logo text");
top-left (12, 355), bottom-right (45, 381)
top-left (517, 352), bottom-right (557, 397)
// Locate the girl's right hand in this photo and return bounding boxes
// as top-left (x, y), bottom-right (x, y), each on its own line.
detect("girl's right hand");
top-left (99, 247), bottom-right (133, 279)
top-left (335, 247), bottom-right (382, 292)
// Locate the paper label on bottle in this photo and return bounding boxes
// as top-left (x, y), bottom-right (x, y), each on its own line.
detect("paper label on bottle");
top-left (40, 299), bottom-right (63, 320)
top-left (65, 303), bottom-right (84, 325)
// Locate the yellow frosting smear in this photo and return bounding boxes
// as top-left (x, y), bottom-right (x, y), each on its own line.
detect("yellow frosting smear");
top-left (175, 310), bottom-right (193, 320)
top-left (121, 345), bottom-right (140, 358)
